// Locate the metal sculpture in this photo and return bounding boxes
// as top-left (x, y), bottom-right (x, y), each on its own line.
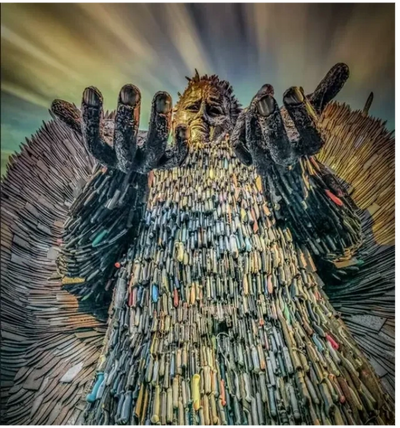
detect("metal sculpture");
top-left (0, 64), bottom-right (394, 425)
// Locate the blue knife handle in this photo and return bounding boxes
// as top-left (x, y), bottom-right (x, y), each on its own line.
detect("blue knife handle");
top-left (87, 372), bottom-right (104, 403)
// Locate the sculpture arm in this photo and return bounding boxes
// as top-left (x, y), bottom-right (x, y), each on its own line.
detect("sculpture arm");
top-left (231, 64), bottom-right (362, 264)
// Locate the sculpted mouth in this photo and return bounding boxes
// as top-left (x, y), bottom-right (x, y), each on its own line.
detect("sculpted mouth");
top-left (189, 120), bottom-right (210, 143)
top-left (190, 121), bottom-right (209, 133)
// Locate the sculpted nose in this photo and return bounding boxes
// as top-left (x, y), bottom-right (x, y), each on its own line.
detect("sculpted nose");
top-left (194, 101), bottom-right (208, 120)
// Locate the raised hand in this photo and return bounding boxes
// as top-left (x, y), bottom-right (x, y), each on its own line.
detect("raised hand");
top-left (232, 64), bottom-right (363, 265)
top-left (50, 86), bottom-right (190, 305)
top-left (51, 85), bottom-right (189, 174)
top-left (231, 63), bottom-right (349, 169)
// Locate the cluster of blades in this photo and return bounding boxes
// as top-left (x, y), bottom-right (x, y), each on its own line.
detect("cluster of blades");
top-left (82, 140), bottom-right (393, 425)
top-left (0, 87), bottom-right (395, 425)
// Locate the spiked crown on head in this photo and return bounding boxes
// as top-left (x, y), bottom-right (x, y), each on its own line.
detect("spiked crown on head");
top-left (175, 69), bottom-right (242, 125)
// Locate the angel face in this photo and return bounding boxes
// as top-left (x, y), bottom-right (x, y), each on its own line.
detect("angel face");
top-left (173, 73), bottom-right (240, 145)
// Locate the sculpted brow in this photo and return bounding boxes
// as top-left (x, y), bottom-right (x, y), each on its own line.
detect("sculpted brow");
top-left (208, 96), bottom-right (222, 105)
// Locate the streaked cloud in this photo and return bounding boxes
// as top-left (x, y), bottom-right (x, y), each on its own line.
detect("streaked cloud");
top-left (1, 3), bottom-right (394, 173)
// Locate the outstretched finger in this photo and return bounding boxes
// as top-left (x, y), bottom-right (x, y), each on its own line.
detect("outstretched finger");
top-left (174, 124), bottom-right (190, 166)
top-left (143, 91), bottom-right (173, 170)
top-left (231, 110), bottom-right (253, 166)
top-left (81, 87), bottom-right (117, 168)
top-left (253, 83), bottom-right (275, 101)
top-left (51, 99), bottom-right (82, 134)
top-left (114, 84), bottom-right (141, 172)
top-left (157, 124), bottom-right (190, 170)
top-left (248, 88), bottom-right (296, 168)
top-left (283, 86), bottom-right (324, 156)
top-left (308, 63), bottom-right (349, 114)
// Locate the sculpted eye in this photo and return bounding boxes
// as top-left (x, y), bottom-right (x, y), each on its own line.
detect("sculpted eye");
top-left (208, 105), bottom-right (223, 116)
top-left (185, 103), bottom-right (200, 112)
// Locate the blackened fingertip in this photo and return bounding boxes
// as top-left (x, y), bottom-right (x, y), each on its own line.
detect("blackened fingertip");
top-left (333, 62), bottom-right (350, 78)
top-left (155, 92), bottom-right (172, 114)
top-left (283, 87), bottom-right (304, 106)
top-left (51, 99), bottom-right (62, 113)
top-left (83, 87), bottom-right (102, 107)
top-left (257, 95), bottom-right (276, 116)
top-left (119, 84), bottom-right (141, 106)
top-left (51, 99), bottom-right (80, 121)
top-left (257, 84), bottom-right (275, 97)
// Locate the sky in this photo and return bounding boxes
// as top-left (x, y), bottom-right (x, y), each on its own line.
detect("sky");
top-left (1, 3), bottom-right (395, 174)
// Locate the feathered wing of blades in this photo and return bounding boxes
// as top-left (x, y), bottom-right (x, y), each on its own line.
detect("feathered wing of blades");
top-left (317, 101), bottom-right (395, 400)
top-left (1, 116), bottom-right (110, 424)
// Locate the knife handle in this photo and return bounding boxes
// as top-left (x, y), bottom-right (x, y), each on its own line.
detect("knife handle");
top-left (191, 374), bottom-right (201, 411)
top-left (86, 372), bottom-right (104, 403)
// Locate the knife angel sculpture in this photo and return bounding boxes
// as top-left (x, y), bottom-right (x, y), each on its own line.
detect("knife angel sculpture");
top-left (0, 65), bottom-right (394, 425)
